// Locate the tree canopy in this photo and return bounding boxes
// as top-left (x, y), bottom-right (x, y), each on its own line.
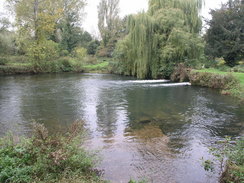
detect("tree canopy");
top-left (98, 0), bottom-right (120, 47)
top-left (115, 0), bottom-right (204, 79)
top-left (205, 0), bottom-right (244, 67)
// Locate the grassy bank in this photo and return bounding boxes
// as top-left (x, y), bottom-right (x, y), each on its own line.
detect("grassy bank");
top-left (194, 69), bottom-right (244, 87)
top-left (0, 122), bottom-right (104, 183)
top-left (203, 138), bottom-right (244, 183)
top-left (83, 57), bottom-right (113, 73)
top-left (190, 69), bottom-right (244, 100)
top-left (0, 56), bottom-right (112, 75)
top-left (221, 138), bottom-right (244, 183)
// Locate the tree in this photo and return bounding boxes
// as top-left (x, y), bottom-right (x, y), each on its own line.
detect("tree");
top-left (58, 0), bottom-right (86, 52)
top-left (7, 0), bottom-right (86, 43)
top-left (205, 0), bottom-right (244, 67)
top-left (98, 0), bottom-right (120, 47)
top-left (0, 17), bottom-right (16, 55)
top-left (6, 0), bottom-right (87, 70)
top-left (115, 0), bottom-right (204, 79)
top-left (87, 40), bottom-right (100, 55)
top-left (7, 0), bottom-right (64, 41)
top-left (0, 17), bottom-right (11, 32)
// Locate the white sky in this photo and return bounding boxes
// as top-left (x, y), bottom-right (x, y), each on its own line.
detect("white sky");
top-left (0, 0), bottom-right (228, 35)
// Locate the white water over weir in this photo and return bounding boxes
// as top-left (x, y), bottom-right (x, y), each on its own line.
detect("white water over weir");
top-left (158, 82), bottom-right (191, 86)
top-left (129, 79), bottom-right (169, 83)
top-left (128, 80), bottom-right (191, 86)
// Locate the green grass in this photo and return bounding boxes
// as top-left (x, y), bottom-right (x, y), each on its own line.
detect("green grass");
top-left (195, 68), bottom-right (244, 87)
top-left (6, 63), bottom-right (32, 67)
top-left (83, 60), bottom-right (111, 73)
top-left (83, 61), bottom-right (109, 70)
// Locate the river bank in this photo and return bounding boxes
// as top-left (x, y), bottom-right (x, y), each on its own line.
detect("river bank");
top-left (0, 122), bottom-right (105, 183)
top-left (1, 58), bottom-right (243, 101)
top-left (0, 56), bottom-right (112, 75)
top-left (189, 69), bottom-right (244, 100)
top-left (170, 65), bottom-right (244, 100)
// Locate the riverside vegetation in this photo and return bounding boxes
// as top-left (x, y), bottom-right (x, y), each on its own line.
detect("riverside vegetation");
top-left (203, 137), bottom-right (244, 183)
top-left (0, 122), bottom-right (105, 183)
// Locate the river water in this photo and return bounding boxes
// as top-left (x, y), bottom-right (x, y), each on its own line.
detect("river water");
top-left (0, 73), bottom-right (243, 183)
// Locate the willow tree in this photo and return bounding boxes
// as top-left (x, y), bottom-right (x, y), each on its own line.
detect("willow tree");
top-left (115, 0), bottom-right (204, 79)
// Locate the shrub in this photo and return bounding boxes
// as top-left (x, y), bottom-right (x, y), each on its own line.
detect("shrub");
top-left (0, 122), bottom-right (103, 183)
top-left (73, 47), bottom-right (87, 60)
top-left (96, 47), bottom-right (110, 58)
top-left (231, 65), bottom-right (244, 73)
top-left (87, 40), bottom-right (100, 55)
top-left (0, 57), bottom-right (7, 65)
top-left (170, 64), bottom-right (191, 82)
top-left (189, 72), bottom-right (239, 90)
top-left (46, 60), bottom-right (62, 73)
top-left (55, 57), bottom-right (84, 73)
top-left (60, 50), bottom-right (69, 57)
top-left (27, 40), bottom-right (59, 72)
top-left (0, 65), bottom-right (34, 75)
top-left (58, 57), bottom-right (74, 72)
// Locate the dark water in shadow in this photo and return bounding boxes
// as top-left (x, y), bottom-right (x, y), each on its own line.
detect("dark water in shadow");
top-left (0, 73), bottom-right (243, 183)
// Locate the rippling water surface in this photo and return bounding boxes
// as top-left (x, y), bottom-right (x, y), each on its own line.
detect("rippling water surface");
top-left (0, 73), bottom-right (243, 183)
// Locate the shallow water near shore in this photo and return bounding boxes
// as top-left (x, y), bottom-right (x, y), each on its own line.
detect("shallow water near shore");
top-left (0, 73), bottom-right (243, 182)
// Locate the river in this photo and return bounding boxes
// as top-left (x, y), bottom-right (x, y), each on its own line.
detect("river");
top-left (0, 73), bottom-right (243, 183)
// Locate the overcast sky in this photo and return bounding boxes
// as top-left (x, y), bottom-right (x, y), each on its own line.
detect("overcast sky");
top-left (0, 0), bottom-right (228, 34)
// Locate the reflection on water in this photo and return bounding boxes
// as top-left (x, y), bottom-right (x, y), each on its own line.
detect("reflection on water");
top-left (0, 73), bottom-right (243, 183)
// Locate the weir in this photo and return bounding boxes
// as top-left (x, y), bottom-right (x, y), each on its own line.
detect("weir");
top-left (128, 79), bottom-right (170, 83)
top-left (127, 80), bottom-right (191, 86)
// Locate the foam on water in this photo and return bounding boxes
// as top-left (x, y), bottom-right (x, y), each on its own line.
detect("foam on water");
top-left (151, 82), bottom-right (192, 87)
top-left (128, 79), bottom-right (170, 83)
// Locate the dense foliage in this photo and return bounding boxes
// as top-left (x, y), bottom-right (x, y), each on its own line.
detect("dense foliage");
top-left (205, 0), bottom-right (244, 67)
top-left (115, 0), bottom-right (204, 79)
top-left (0, 122), bottom-right (103, 183)
top-left (3, 0), bottom-right (100, 72)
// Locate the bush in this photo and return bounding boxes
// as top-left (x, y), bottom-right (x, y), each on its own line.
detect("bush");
top-left (0, 122), bottom-right (103, 183)
top-left (59, 57), bottom-right (73, 72)
top-left (231, 65), bottom-right (244, 73)
top-left (27, 40), bottom-right (59, 72)
top-left (189, 71), bottom-right (239, 90)
top-left (87, 40), bottom-right (100, 55)
top-left (159, 64), bottom-right (175, 79)
top-left (96, 47), bottom-right (110, 58)
top-left (0, 65), bottom-right (34, 75)
top-left (60, 50), bottom-right (69, 57)
top-left (73, 47), bottom-right (87, 60)
top-left (0, 57), bottom-right (7, 65)
top-left (170, 64), bottom-right (191, 82)
top-left (7, 55), bottom-right (28, 63)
